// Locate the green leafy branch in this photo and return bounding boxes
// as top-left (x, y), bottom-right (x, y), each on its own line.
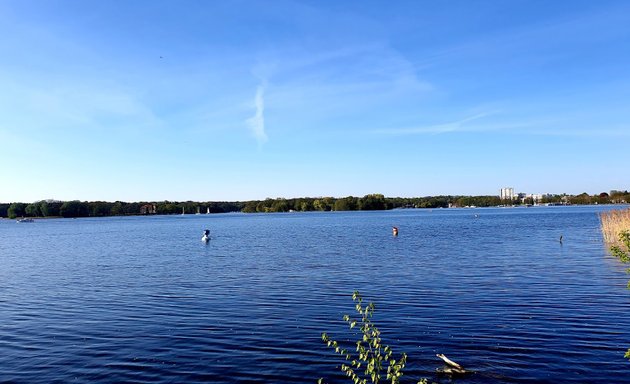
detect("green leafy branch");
top-left (319, 291), bottom-right (426, 384)
top-left (610, 230), bottom-right (630, 265)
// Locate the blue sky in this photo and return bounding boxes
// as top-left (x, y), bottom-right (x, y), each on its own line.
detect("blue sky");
top-left (1, 0), bottom-right (629, 202)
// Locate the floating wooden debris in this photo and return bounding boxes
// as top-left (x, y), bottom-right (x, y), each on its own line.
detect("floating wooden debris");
top-left (436, 353), bottom-right (468, 374)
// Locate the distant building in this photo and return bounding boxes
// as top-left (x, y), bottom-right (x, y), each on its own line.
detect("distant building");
top-left (500, 187), bottom-right (515, 200)
top-left (140, 204), bottom-right (157, 215)
top-left (527, 194), bottom-right (544, 204)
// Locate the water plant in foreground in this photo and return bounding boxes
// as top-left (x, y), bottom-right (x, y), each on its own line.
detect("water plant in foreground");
top-left (609, 231), bottom-right (630, 361)
top-left (612, 231), bottom-right (630, 361)
top-left (610, 231), bottom-right (630, 265)
top-left (319, 291), bottom-right (427, 384)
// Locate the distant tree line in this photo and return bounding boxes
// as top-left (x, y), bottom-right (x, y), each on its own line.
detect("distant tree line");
top-left (0, 200), bottom-right (244, 219)
top-left (240, 194), bottom-right (495, 213)
top-left (1, 191), bottom-right (628, 219)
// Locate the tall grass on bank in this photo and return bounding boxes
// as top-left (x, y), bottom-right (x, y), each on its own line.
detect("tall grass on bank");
top-left (600, 208), bottom-right (630, 249)
top-left (600, 208), bottom-right (630, 361)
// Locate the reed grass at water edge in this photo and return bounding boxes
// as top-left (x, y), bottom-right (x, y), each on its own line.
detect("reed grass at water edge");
top-left (600, 207), bottom-right (630, 361)
top-left (599, 208), bottom-right (630, 247)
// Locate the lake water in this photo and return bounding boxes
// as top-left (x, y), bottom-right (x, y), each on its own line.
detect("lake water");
top-left (1, 206), bottom-right (630, 383)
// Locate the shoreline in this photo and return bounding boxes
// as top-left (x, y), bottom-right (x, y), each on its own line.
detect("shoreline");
top-left (2, 203), bottom-right (628, 221)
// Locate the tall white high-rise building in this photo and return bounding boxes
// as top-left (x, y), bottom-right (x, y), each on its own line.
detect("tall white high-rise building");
top-left (500, 187), bottom-right (515, 200)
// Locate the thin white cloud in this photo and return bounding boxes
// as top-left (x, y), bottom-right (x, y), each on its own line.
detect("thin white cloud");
top-left (524, 127), bottom-right (630, 138)
top-left (0, 75), bottom-right (163, 136)
top-left (246, 83), bottom-right (268, 145)
top-left (408, 3), bottom-right (630, 71)
top-left (372, 111), bottom-right (630, 138)
top-left (251, 41), bottom-right (434, 118)
top-left (374, 112), bottom-right (497, 135)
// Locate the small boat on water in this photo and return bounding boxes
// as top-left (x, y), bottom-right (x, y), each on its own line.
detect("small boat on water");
top-left (16, 217), bottom-right (34, 223)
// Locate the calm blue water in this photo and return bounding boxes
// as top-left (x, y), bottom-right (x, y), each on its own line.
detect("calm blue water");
top-left (1, 206), bottom-right (630, 383)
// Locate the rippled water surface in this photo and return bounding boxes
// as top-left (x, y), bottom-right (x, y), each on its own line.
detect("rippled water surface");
top-left (1, 206), bottom-right (630, 383)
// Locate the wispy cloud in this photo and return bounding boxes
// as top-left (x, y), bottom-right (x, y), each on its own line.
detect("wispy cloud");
top-left (372, 111), bottom-right (630, 138)
top-left (407, 3), bottom-right (630, 72)
top-left (249, 40), bottom-right (434, 122)
top-left (0, 76), bottom-right (163, 137)
top-left (524, 127), bottom-right (630, 138)
top-left (246, 82), bottom-right (268, 146)
top-left (373, 112), bottom-right (498, 135)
